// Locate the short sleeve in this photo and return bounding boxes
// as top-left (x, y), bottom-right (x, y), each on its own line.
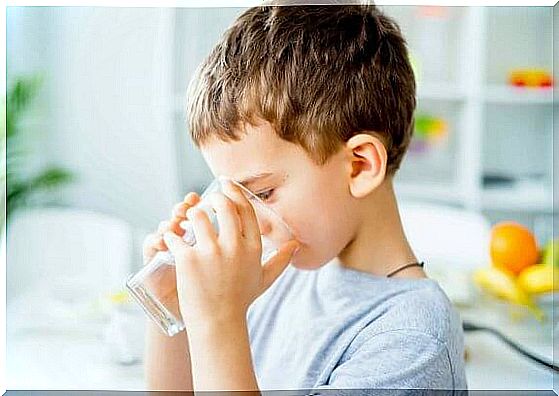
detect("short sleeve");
top-left (313, 329), bottom-right (456, 394)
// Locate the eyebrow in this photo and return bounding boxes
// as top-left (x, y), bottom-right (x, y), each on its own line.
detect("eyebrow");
top-left (235, 172), bottom-right (275, 188)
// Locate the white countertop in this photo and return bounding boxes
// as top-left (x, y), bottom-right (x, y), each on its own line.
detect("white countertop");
top-left (6, 292), bottom-right (558, 391)
top-left (458, 300), bottom-right (558, 392)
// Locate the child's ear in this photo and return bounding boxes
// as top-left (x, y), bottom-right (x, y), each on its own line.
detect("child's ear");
top-left (345, 133), bottom-right (387, 198)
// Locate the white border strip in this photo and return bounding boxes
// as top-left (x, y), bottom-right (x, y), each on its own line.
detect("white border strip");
top-left (3, 1), bottom-right (559, 7)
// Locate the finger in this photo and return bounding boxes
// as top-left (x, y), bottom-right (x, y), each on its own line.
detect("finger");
top-left (143, 233), bottom-right (165, 264)
top-left (183, 192), bottom-right (201, 205)
top-left (208, 192), bottom-right (242, 246)
top-left (172, 202), bottom-right (190, 219)
top-left (154, 219), bottom-right (183, 250)
top-left (155, 220), bottom-right (172, 249)
top-left (174, 192), bottom-right (201, 218)
top-left (186, 206), bottom-right (218, 250)
top-left (154, 236), bottom-right (167, 251)
top-left (169, 217), bottom-right (186, 237)
top-left (260, 240), bottom-right (299, 292)
top-left (221, 178), bottom-right (260, 243)
top-left (163, 231), bottom-right (191, 262)
top-left (174, 193), bottom-right (202, 218)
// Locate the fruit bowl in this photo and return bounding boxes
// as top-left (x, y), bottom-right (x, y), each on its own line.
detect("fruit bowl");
top-left (534, 291), bottom-right (558, 319)
top-left (471, 275), bottom-right (554, 326)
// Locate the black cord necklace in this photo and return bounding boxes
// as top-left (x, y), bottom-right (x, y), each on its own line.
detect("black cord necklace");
top-left (386, 261), bottom-right (425, 277)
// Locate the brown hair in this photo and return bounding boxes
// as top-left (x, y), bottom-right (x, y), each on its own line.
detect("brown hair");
top-left (186, 4), bottom-right (416, 176)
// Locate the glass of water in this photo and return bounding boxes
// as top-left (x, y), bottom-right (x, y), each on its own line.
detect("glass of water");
top-left (125, 177), bottom-right (294, 336)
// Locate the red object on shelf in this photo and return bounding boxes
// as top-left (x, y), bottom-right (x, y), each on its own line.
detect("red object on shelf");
top-left (508, 69), bottom-right (554, 88)
top-left (417, 6), bottom-right (449, 19)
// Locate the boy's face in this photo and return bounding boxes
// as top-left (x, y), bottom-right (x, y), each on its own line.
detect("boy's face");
top-left (200, 120), bottom-right (359, 270)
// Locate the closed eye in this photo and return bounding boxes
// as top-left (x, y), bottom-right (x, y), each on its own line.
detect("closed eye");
top-left (255, 189), bottom-right (274, 202)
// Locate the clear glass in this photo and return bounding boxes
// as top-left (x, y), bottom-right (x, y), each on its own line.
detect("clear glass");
top-left (125, 177), bottom-right (293, 336)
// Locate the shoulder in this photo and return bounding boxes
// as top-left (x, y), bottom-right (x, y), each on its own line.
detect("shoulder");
top-left (323, 310), bottom-right (459, 390)
top-left (334, 280), bottom-right (465, 386)
top-left (369, 279), bottom-right (460, 343)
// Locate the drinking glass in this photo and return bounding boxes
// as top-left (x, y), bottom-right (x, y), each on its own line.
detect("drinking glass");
top-left (126, 177), bottom-right (293, 336)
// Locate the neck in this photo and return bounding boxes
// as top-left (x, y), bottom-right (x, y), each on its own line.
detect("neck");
top-left (337, 176), bottom-right (426, 279)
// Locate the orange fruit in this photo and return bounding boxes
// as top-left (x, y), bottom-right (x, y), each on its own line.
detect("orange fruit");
top-left (490, 221), bottom-right (539, 276)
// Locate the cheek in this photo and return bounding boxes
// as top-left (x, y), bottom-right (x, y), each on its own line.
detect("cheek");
top-left (279, 187), bottom-right (355, 269)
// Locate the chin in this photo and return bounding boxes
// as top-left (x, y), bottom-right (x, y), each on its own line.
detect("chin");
top-left (288, 248), bottom-right (331, 271)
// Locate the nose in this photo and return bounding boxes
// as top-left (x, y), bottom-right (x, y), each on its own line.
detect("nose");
top-left (255, 215), bottom-right (273, 236)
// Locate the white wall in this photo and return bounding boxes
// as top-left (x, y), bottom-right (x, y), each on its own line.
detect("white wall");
top-left (172, 7), bottom-right (247, 193)
top-left (8, 7), bottom-right (182, 273)
top-left (47, 7), bottom-right (180, 229)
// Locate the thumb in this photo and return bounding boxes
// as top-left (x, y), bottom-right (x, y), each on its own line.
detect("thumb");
top-left (261, 240), bottom-right (300, 292)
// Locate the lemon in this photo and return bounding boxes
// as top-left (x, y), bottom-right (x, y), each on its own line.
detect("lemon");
top-left (517, 264), bottom-right (558, 295)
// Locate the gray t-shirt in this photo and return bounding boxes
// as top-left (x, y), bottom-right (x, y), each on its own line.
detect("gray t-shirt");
top-left (247, 257), bottom-right (468, 392)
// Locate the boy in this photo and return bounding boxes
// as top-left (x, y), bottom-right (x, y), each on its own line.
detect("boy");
top-left (143, 3), bottom-right (468, 393)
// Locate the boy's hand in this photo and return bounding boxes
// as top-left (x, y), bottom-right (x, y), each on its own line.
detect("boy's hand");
top-left (142, 192), bottom-right (201, 319)
top-left (163, 179), bottom-right (299, 329)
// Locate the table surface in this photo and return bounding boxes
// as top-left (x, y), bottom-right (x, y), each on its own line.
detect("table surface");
top-left (457, 302), bottom-right (558, 392)
top-left (6, 297), bottom-right (559, 391)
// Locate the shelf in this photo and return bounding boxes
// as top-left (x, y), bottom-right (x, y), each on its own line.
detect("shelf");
top-left (484, 85), bottom-right (553, 105)
top-left (417, 82), bottom-right (467, 102)
top-left (481, 182), bottom-right (552, 213)
top-left (170, 7), bottom-right (554, 223)
top-left (394, 180), bottom-right (463, 206)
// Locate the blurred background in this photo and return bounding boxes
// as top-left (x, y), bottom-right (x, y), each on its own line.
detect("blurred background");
top-left (5, 5), bottom-right (559, 391)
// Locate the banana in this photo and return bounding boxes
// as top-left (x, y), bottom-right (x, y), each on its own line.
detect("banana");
top-left (542, 239), bottom-right (559, 268)
top-left (517, 264), bottom-right (558, 295)
top-left (473, 267), bottom-right (545, 322)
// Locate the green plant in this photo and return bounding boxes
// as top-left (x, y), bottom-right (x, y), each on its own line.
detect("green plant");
top-left (3, 75), bottom-right (76, 228)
